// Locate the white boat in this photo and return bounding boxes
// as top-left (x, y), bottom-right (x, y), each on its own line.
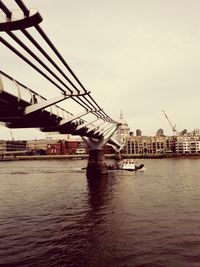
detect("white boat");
top-left (119, 159), bottom-right (144, 171)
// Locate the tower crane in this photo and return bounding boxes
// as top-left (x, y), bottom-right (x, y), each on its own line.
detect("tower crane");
top-left (10, 129), bottom-right (14, 141)
top-left (162, 110), bottom-right (177, 136)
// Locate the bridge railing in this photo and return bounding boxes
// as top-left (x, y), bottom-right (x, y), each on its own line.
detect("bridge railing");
top-left (0, 70), bottom-right (41, 103)
top-left (0, 70), bottom-right (70, 119)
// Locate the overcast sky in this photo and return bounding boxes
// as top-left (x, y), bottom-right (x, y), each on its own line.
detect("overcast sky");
top-left (1, 0), bottom-right (200, 139)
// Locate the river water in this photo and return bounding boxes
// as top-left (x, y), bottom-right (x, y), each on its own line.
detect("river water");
top-left (0, 158), bottom-right (200, 267)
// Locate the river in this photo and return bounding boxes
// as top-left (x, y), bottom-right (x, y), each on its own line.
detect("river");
top-left (0, 158), bottom-right (200, 267)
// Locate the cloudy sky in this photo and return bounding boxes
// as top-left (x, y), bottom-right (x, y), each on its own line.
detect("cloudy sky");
top-left (1, 0), bottom-right (200, 139)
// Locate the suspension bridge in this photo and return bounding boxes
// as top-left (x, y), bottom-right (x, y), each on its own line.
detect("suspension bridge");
top-left (0, 0), bottom-right (123, 176)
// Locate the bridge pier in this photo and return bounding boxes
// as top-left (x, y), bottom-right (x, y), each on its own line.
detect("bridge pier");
top-left (115, 151), bottom-right (122, 160)
top-left (82, 124), bottom-right (121, 178)
top-left (87, 149), bottom-right (108, 177)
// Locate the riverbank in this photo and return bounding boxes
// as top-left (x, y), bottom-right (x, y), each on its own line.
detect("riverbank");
top-left (122, 153), bottom-right (200, 159)
top-left (0, 154), bottom-right (88, 161)
top-left (1, 153), bottom-right (200, 161)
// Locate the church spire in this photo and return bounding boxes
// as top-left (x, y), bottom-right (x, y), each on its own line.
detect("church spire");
top-left (120, 109), bottom-right (123, 120)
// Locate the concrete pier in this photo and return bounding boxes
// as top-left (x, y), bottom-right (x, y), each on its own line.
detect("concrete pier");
top-left (87, 149), bottom-right (108, 177)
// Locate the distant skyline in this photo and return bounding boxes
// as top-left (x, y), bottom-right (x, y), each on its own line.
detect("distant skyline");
top-left (1, 0), bottom-right (200, 140)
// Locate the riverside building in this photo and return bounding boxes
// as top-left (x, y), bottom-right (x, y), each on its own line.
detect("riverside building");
top-left (124, 127), bottom-right (200, 156)
top-left (125, 135), bottom-right (173, 155)
top-left (175, 132), bottom-right (200, 154)
top-left (0, 140), bottom-right (27, 152)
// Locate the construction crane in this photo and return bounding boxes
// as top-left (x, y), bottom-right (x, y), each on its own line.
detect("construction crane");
top-left (162, 110), bottom-right (177, 136)
top-left (10, 129), bottom-right (14, 141)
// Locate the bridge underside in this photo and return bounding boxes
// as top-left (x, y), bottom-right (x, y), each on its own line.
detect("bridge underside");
top-left (0, 90), bottom-right (104, 139)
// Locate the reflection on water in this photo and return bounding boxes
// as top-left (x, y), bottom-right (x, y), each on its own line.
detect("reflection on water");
top-left (0, 159), bottom-right (200, 266)
top-left (87, 175), bottom-right (110, 212)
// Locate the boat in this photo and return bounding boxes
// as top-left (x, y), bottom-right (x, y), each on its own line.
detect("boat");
top-left (108, 159), bottom-right (144, 171)
top-left (71, 156), bottom-right (83, 160)
top-left (119, 159), bottom-right (144, 171)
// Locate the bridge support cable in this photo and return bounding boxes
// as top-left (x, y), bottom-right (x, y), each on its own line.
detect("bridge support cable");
top-left (35, 24), bottom-right (88, 94)
top-left (0, 8), bottom-right (82, 95)
top-left (21, 29), bottom-right (81, 94)
top-left (8, 29), bottom-right (102, 115)
top-left (0, 0), bottom-right (12, 18)
top-left (34, 24), bottom-right (115, 122)
top-left (8, 30), bottom-right (91, 96)
top-left (6, 31), bottom-right (74, 94)
top-left (15, 0), bottom-right (29, 17)
top-left (0, 6), bottom-right (103, 114)
top-left (70, 96), bottom-right (104, 121)
top-left (1, 32), bottom-right (110, 121)
top-left (0, 36), bottom-right (67, 94)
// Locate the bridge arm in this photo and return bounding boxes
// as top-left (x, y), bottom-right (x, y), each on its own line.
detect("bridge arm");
top-left (0, 8), bottom-right (42, 31)
top-left (92, 121), bottom-right (108, 135)
top-left (99, 124), bottom-right (120, 148)
top-left (24, 95), bottom-right (69, 115)
top-left (58, 109), bottom-right (91, 126)
top-left (82, 123), bottom-right (120, 150)
top-left (97, 122), bottom-right (115, 137)
top-left (84, 123), bottom-right (103, 135)
top-left (75, 118), bottom-right (99, 131)
top-left (108, 137), bottom-right (124, 152)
